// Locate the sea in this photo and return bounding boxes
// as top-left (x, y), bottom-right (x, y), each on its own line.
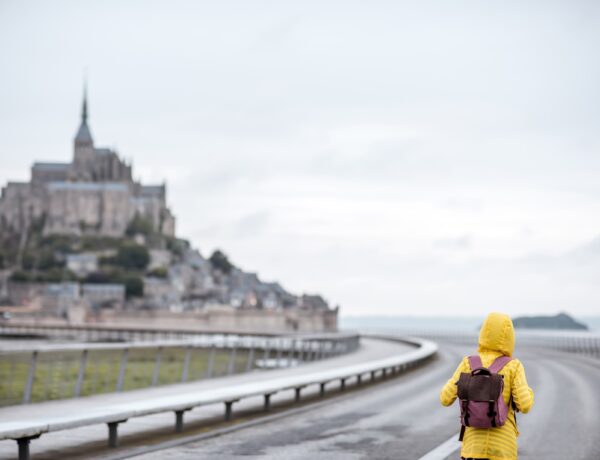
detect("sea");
top-left (339, 315), bottom-right (600, 333)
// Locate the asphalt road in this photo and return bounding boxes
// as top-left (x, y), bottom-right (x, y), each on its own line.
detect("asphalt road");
top-left (0, 337), bottom-right (413, 460)
top-left (134, 343), bottom-right (600, 460)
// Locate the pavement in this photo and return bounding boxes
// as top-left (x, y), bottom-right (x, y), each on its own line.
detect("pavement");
top-left (0, 337), bottom-right (413, 460)
top-left (130, 344), bottom-right (600, 460)
top-left (2, 337), bottom-right (599, 460)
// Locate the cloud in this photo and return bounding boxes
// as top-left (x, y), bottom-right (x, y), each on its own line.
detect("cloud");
top-left (433, 235), bottom-right (472, 250)
top-left (234, 211), bottom-right (271, 238)
top-left (1, 0), bottom-right (600, 317)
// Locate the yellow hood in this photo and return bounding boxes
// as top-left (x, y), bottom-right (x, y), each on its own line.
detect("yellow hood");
top-left (478, 312), bottom-right (515, 357)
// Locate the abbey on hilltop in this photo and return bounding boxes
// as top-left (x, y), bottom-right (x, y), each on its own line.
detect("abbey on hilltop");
top-left (0, 87), bottom-right (338, 333)
top-left (0, 89), bottom-right (175, 238)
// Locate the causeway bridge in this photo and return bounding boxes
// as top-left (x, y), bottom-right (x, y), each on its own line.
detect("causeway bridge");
top-left (0, 323), bottom-right (598, 460)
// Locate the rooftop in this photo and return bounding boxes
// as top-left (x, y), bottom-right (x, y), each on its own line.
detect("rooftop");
top-left (32, 162), bottom-right (70, 171)
top-left (47, 182), bottom-right (129, 192)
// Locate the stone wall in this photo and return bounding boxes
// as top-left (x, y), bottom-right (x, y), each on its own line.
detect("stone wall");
top-left (45, 182), bottom-right (131, 236)
top-left (0, 182), bottom-right (43, 233)
top-left (98, 306), bottom-right (338, 333)
top-left (6, 281), bottom-right (46, 306)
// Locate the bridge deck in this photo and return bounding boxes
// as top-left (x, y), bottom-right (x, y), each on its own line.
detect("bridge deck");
top-left (0, 337), bottom-right (419, 460)
top-left (139, 344), bottom-right (600, 460)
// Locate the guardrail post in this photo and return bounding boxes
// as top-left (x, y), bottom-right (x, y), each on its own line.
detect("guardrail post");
top-left (152, 347), bottom-right (163, 386)
top-left (340, 378), bottom-right (346, 391)
top-left (320, 382), bottom-right (326, 397)
top-left (371, 370), bottom-right (376, 381)
top-left (107, 420), bottom-right (127, 447)
top-left (17, 439), bottom-right (29, 460)
top-left (287, 340), bottom-right (296, 367)
top-left (276, 340), bottom-right (283, 367)
top-left (181, 346), bottom-right (192, 382)
top-left (228, 346), bottom-right (237, 375)
top-left (264, 393), bottom-right (272, 411)
top-left (22, 351), bottom-right (38, 404)
top-left (116, 349), bottom-right (129, 392)
top-left (263, 340), bottom-right (271, 365)
top-left (295, 387), bottom-right (302, 402)
top-left (298, 342), bottom-right (305, 363)
top-left (224, 400), bottom-right (237, 421)
top-left (16, 435), bottom-right (39, 460)
top-left (357, 374), bottom-right (362, 385)
top-left (205, 345), bottom-right (215, 378)
top-left (174, 409), bottom-right (191, 433)
top-left (246, 346), bottom-right (255, 372)
top-left (74, 349), bottom-right (88, 397)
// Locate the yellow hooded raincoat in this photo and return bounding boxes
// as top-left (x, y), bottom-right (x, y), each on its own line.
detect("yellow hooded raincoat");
top-left (440, 313), bottom-right (534, 460)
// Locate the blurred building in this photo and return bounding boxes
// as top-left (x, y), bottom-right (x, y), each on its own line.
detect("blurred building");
top-left (81, 283), bottom-right (125, 309)
top-left (43, 282), bottom-right (80, 317)
top-left (0, 88), bottom-right (175, 238)
top-left (66, 253), bottom-right (98, 277)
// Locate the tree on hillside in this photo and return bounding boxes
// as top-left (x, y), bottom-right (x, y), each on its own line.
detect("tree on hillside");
top-left (85, 271), bottom-right (112, 284)
top-left (126, 214), bottom-right (154, 237)
top-left (209, 249), bottom-right (233, 274)
top-left (122, 275), bottom-right (144, 298)
top-left (116, 243), bottom-right (150, 270)
top-left (85, 270), bottom-right (143, 298)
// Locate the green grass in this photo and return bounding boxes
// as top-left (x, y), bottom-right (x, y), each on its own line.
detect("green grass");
top-left (0, 347), bottom-right (256, 407)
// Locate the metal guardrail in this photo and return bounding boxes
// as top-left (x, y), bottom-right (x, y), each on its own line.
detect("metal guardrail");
top-left (0, 322), bottom-right (284, 341)
top-left (0, 332), bottom-right (360, 407)
top-left (361, 328), bottom-right (600, 359)
top-left (0, 335), bottom-right (437, 460)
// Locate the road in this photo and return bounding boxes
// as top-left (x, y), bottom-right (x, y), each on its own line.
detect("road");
top-left (133, 343), bottom-right (600, 460)
top-left (0, 337), bottom-right (413, 460)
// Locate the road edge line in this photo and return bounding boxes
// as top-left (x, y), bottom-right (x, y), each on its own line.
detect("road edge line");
top-left (417, 433), bottom-right (460, 460)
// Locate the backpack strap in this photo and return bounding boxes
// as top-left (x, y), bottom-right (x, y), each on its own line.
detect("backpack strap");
top-left (489, 356), bottom-right (512, 373)
top-left (468, 355), bottom-right (483, 370)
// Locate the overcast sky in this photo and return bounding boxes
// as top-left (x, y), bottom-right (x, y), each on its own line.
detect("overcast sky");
top-left (1, 0), bottom-right (600, 317)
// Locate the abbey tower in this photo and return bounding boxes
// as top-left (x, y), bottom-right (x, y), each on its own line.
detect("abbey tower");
top-left (0, 89), bottom-right (175, 238)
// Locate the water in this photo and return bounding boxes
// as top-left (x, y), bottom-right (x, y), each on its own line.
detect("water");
top-left (340, 315), bottom-right (600, 332)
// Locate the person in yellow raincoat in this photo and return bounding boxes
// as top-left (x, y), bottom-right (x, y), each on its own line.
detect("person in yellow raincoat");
top-left (440, 312), bottom-right (534, 460)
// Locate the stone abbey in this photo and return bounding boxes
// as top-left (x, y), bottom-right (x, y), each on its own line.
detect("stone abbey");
top-left (0, 90), bottom-right (175, 238)
top-left (0, 89), bottom-right (338, 333)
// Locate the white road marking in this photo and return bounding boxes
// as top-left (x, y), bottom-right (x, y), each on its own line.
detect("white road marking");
top-left (417, 434), bottom-right (461, 460)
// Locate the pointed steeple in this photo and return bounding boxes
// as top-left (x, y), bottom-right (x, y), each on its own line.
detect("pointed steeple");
top-left (75, 80), bottom-right (93, 145)
top-left (81, 81), bottom-right (88, 122)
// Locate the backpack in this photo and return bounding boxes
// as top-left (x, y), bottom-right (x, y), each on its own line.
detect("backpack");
top-left (456, 355), bottom-right (512, 441)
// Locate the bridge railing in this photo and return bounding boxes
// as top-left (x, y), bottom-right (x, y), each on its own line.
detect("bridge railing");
top-left (0, 321), bottom-right (282, 342)
top-left (0, 329), bottom-right (360, 407)
top-left (359, 328), bottom-right (600, 359)
top-left (0, 335), bottom-right (437, 460)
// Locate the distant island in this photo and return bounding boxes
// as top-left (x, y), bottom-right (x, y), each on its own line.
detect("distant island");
top-left (0, 87), bottom-right (337, 333)
top-left (512, 313), bottom-right (588, 331)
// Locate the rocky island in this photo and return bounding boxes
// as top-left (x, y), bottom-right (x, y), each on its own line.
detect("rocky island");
top-left (512, 313), bottom-right (588, 331)
top-left (0, 89), bottom-right (337, 332)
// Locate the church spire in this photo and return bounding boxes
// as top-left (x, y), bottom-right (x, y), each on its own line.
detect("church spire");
top-left (81, 80), bottom-right (88, 123)
top-left (75, 79), bottom-right (93, 145)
